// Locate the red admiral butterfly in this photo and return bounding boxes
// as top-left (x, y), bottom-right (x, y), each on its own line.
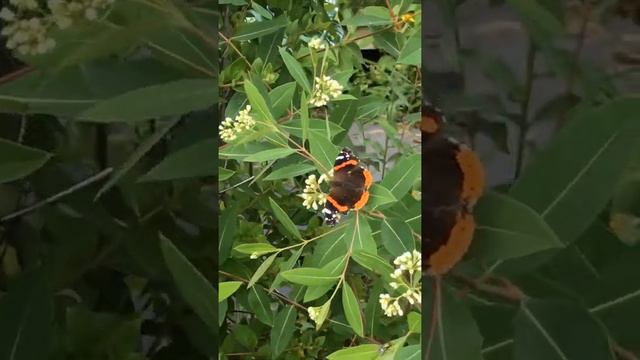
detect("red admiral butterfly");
top-left (323, 148), bottom-right (373, 226)
top-left (422, 103), bottom-right (485, 274)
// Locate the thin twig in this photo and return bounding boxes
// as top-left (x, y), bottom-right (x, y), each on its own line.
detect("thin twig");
top-left (613, 342), bottom-right (639, 360)
top-left (0, 168), bottom-right (114, 222)
top-left (450, 272), bottom-right (527, 302)
top-left (218, 31), bottom-right (252, 68)
top-left (0, 65), bottom-right (34, 85)
top-left (17, 114), bottom-right (27, 143)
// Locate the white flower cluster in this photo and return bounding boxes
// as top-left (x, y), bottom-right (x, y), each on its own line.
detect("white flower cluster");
top-left (308, 37), bottom-right (326, 50)
top-left (48, 0), bottom-right (115, 27)
top-left (307, 306), bottom-right (321, 322)
top-left (309, 75), bottom-right (343, 107)
top-left (298, 171), bottom-right (332, 210)
top-left (0, 0), bottom-right (114, 56)
top-left (379, 250), bottom-right (422, 317)
top-left (391, 250), bottom-right (422, 276)
top-left (1, 15), bottom-right (55, 55)
top-left (219, 105), bottom-right (256, 142)
top-left (379, 293), bottom-right (404, 317)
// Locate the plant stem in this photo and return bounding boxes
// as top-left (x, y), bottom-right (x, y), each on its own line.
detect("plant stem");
top-left (381, 134), bottom-right (389, 179)
top-left (514, 40), bottom-right (536, 179)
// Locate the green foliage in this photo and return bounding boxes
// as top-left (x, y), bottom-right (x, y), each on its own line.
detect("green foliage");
top-left (0, 0), bottom-right (217, 358)
top-left (427, 0), bottom-right (640, 359)
top-left (219, 0), bottom-right (421, 358)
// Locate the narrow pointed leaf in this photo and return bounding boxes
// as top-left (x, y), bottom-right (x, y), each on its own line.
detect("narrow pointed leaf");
top-left (247, 253), bottom-right (277, 288)
top-left (278, 47), bottom-right (311, 93)
top-left (269, 197), bottom-right (302, 239)
top-left (281, 268), bottom-right (339, 286)
top-left (270, 305), bottom-right (297, 358)
top-left (380, 154), bottom-right (420, 199)
top-left (0, 139), bottom-right (51, 184)
top-left (160, 234), bottom-right (217, 333)
top-left (219, 281), bottom-right (242, 302)
top-left (342, 283), bottom-right (364, 337)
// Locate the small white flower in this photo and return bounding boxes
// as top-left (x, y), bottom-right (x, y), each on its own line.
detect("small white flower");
top-left (381, 250), bottom-right (422, 317)
top-left (309, 75), bottom-right (343, 107)
top-left (250, 252), bottom-right (258, 259)
top-left (308, 37), bottom-right (326, 50)
top-left (299, 171), bottom-right (332, 211)
top-left (308, 306), bottom-right (320, 322)
top-left (219, 105), bottom-right (255, 142)
top-left (0, 7), bottom-right (15, 21)
top-left (85, 7), bottom-right (97, 20)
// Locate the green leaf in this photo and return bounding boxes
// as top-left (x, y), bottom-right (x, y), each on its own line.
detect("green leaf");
top-left (218, 300), bottom-right (227, 327)
top-left (95, 117), bottom-right (181, 200)
top-left (408, 312), bottom-right (421, 334)
top-left (381, 217), bottom-right (415, 257)
top-left (269, 197), bottom-right (302, 239)
top-left (65, 307), bottom-right (141, 359)
top-left (270, 305), bottom-right (297, 358)
top-left (342, 283), bottom-right (364, 337)
top-left (514, 299), bottom-right (613, 360)
top-left (270, 247), bottom-right (304, 292)
top-left (352, 249), bottom-right (393, 279)
top-left (244, 79), bottom-right (275, 123)
top-left (367, 184), bottom-right (396, 209)
top-left (140, 139), bottom-right (216, 181)
top-left (380, 154), bottom-right (420, 200)
top-left (394, 345), bottom-right (420, 360)
top-left (282, 117), bottom-right (345, 139)
top-left (327, 344), bottom-right (380, 359)
top-left (511, 97), bottom-right (640, 245)
top-left (247, 253), bottom-right (277, 288)
top-left (329, 99), bottom-right (357, 143)
top-left (269, 81), bottom-right (296, 118)
top-left (397, 26), bottom-right (421, 65)
top-left (219, 206), bottom-right (237, 264)
top-left (0, 270), bottom-right (52, 360)
top-left (79, 79), bottom-right (216, 122)
top-left (219, 167), bottom-right (234, 181)
top-left (301, 92), bottom-right (310, 143)
top-left (232, 15), bottom-right (288, 41)
top-left (373, 32), bottom-right (401, 58)
top-left (159, 234), bottom-right (217, 332)
top-left (364, 280), bottom-right (383, 338)
top-left (469, 192), bottom-right (563, 262)
top-left (346, 214), bottom-right (377, 254)
top-left (264, 163), bottom-right (315, 180)
top-left (424, 281), bottom-right (483, 360)
top-left (309, 130), bottom-right (340, 173)
top-left (243, 148), bottom-right (296, 162)
top-left (281, 267), bottom-right (340, 286)
top-left (304, 256), bottom-right (346, 302)
top-left (219, 281), bottom-right (242, 302)
top-left (279, 47), bottom-right (311, 94)
top-left (0, 139), bottom-right (51, 184)
top-left (312, 300), bottom-right (332, 330)
top-left (343, 14), bottom-right (392, 26)
top-left (234, 243), bottom-right (277, 256)
top-left (247, 286), bottom-right (273, 326)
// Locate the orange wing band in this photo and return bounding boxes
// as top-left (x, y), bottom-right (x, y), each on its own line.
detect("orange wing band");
top-left (326, 195), bottom-right (349, 213)
top-left (421, 116), bottom-right (439, 134)
top-left (333, 159), bottom-right (358, 171)
top-left (353, 191), bottom-right (370, 210)
top-left (427, 213), bottom-right (475, 275)
top-left (363, 169), bottom-right (373, 189)
top-left (456, 146), bottom-right (485, 204)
